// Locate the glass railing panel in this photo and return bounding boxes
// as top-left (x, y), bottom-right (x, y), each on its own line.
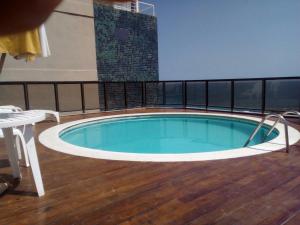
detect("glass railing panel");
top-left (145, 82), bottom-right (163, 106)
top-left (84, 83), bottom-right (100, 110)
top-left (105, 82), bottom-right (126, 110)
top-left (0, 85), bottom-right (25, 110)
top-left (208, 81), bottom-right (231, 110)
top-left (234, 80), bottom-right (262, 112)
top-left (165, 82), bottom-right (183, 105)
top-left (28, 84), bottom-right (56, 110)
top-left (58, 84), bottom-right (82, 112)
top-left (266, 79), bottom-right (300, 112)
top-left (186, 81), bottom-right (206, 107)
top-left (126, 82), bottom-right (143, 108)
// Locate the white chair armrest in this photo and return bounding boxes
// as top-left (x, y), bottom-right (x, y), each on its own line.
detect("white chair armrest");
top-left (0, 105), bottom-right (23, 112)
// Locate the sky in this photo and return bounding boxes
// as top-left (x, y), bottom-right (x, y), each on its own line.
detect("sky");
top-left (145, 0), bottom-right (300, 80)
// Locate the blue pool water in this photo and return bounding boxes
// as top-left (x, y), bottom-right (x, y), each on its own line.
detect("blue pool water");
top-left (60, 115), bottom-right (278, 154)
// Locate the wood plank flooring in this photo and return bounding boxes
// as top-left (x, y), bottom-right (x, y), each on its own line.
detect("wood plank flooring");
top-left (0, 108), bottom-right (300, 225)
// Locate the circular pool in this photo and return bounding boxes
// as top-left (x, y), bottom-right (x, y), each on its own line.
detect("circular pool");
top-left (39, 112), bottom-right (300, 162)
top-left (60, 115), bottom-right (278, 153)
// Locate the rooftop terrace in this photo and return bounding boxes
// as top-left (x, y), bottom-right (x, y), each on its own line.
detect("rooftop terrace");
top-left (1, 108), bottom-right (300, 225)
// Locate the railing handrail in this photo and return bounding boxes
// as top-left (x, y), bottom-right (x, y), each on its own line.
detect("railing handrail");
top-left (1, 76), bottom-right (299, 84)
top-left (138, 1), bottom-right (155, 16)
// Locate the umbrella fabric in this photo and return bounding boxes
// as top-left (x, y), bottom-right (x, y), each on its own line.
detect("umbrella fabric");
top-left (39, 24), bottom-right (51, 57)
top-left (0, 28), bottom-right (42, 62)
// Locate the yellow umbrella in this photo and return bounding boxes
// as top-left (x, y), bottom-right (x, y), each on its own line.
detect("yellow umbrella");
top-left (0, 28), bottom-right (42, 62)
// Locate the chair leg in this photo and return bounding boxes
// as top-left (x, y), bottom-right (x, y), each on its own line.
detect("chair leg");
top-left (14, 129), bottom-right (30, 167)
top-left (54, 112), bottom-right (60, 123)
top-left (15, 136), bottom-right (22, 160)
top-left (23, 124), bottom-right (45, 197)
top-left (47, 112), bottom-right (60, 123)
top-left (2, 128), bottom-right (21, 179)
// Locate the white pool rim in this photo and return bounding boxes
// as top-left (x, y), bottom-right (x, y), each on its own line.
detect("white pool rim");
top-left (39, 112), bottom-right (300, 162)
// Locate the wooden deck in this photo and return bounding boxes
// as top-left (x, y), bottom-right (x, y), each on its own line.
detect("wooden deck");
top-left (1, 108), bottom-right (300, 225)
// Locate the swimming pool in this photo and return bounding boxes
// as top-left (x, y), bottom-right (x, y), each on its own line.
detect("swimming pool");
top-left (60, 115), bottom-right (277, 153)
top-left (39, 112), bottom-right (300, 162)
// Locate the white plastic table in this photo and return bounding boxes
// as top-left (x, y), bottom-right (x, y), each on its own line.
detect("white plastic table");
top-left (0, 111), bottom-right (46, 197)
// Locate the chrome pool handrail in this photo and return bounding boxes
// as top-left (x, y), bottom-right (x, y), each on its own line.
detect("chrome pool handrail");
top-left (243, 114), bottom-right (289, 153)
top-left (282, 111), bottom-right (300, 117)
top-left (267, 111), bottom-right (300, 136)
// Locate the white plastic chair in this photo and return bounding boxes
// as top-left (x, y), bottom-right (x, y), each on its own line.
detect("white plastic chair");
top-left (0, 128), bottom-right (30, 167)
top-left (0, 107), bottom-right (29, 166)
top-left (0, 111), bottom-right (47, 196)
top-left (0, 105), bottom-right (60, 123)
top-left (0, 106), bottom-right (60, 167)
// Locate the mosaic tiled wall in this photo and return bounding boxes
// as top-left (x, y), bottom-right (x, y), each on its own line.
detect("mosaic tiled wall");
top-left (94, 3), bottom-right (159, 82)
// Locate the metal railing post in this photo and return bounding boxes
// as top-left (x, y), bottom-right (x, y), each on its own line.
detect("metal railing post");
top-left (123, 82), bottom-right (128, 108)
top-left (54, 83), bottom-right (60, 112)
top-left (103, 82), bottom-right (108, 111)
top-left (182, 81), bottom-right (187, 108)
top-left (262, 79), bottom-right (266, 114)
top-left (80, 83), bottom-right (86, 113)
top-left (231, 80), bottom-right (234, 112)
top-left (23, 83), bottom-right (30, 110)
top-left (141, 81), bottom-right (145, 107)
top-left (162, 81), bottom-right (166, 106)
top-left (205, 81), bottom-right (209, 110)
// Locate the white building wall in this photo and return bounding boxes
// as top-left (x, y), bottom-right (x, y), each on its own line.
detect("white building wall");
top-left (0, 0), bottom-right (98, 82)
